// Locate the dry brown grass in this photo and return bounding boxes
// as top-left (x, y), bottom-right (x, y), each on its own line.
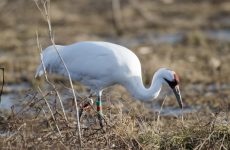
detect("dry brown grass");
top-left (0, 89), bottom-right (229, 149)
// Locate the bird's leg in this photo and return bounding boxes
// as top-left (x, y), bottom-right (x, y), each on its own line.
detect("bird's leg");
top-left (96, 92), bottom-right (104, 128)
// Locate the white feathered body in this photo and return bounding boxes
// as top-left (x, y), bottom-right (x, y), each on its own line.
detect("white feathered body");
top-left (36, 41), bottom-right (143, 93)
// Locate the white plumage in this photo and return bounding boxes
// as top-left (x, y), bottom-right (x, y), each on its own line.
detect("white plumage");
top-left (36, 42), bottom-right (141, 93)
top-left (35, 41), bottom-right (182, 127)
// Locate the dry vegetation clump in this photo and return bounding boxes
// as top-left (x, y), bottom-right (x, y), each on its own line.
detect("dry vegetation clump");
top-left (0, 89), bottom-right (229, 149)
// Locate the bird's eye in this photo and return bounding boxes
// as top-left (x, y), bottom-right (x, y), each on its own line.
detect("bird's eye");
top-left (164, 78), bottom-right (178, 89)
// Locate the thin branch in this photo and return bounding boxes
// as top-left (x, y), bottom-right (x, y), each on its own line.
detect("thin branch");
top-left (5, 123), bottom-right (26, 142)
top-left (38, 86), bottom-right (63, 138)
top-left (0, 67), bottom-right (4, 103)
top-left (42, 108), bottom-right (54, 131)
top-left (34, 0), bottom-right (82, 147)
top-left (34, 0), bottom-right (46, 19)
top-left (36, 31), bottom-right (68, 122)
top-left (129, 0), bottom-right (158, 24)
top-left (112, 0), bottom-right (123, 35)
top-left (156, 95), bottom-right (167, 127)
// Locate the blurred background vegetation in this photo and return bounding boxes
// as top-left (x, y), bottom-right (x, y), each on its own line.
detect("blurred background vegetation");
top-left (0, 0), bottom-right (229, 83)
top-left (1, 0), bottom-right (230, 104)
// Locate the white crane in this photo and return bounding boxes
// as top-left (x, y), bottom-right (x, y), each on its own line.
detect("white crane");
top-left (35, 41), bottom-right (183, 128)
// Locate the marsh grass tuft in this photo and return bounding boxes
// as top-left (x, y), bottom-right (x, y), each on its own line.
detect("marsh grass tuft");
top-left (0, 91), bottom-right (229, 149)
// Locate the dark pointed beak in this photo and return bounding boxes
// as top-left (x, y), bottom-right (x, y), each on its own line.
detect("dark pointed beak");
top-left (172, 85), bottom-right (183, 109)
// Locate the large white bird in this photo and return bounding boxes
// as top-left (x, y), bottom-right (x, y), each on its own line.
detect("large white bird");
top-left (35, 41), bottom-right (183, 127)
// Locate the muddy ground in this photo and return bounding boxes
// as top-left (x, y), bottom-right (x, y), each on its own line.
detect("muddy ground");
top-left (0, 0), bottom-right (230, 149)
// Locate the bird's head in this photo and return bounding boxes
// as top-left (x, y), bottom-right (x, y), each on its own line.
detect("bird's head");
top-left (158, 68), bottom-right (183, 109)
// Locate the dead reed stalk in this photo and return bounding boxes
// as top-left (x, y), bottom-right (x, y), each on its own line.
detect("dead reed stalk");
top-left (34, 0), bottom-right (82, 147)
top-left (36, 31), bottom-right (68, 122)
top-left (0, 67), bottom-right (4, 103)
top-left (38, 87), bottom-right (63, 138)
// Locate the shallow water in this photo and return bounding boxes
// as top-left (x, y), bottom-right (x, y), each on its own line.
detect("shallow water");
top-left (107, 29), bottom-right (230, 48)
top-left (152, 105), bottom-right (201, 117)
top-left (0, 94), bottom-right (16, 109)
top-left (206, 30), bottom-right (230, 42)
top-left (108, 32), bottom-right (185, 47)
top-left (185, 83), bottom-right (230, 94)
top-left (0, 83), bottom-right (30, 110)
top-left (3, 83), bottom-right (30, 93)
top-left (0, 82), bottom-right (228, 116)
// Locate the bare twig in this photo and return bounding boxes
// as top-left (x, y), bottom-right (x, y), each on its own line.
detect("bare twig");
top-left (219, 134), bottom-right (227, 150)
top-left (0, 67), bottom-right (4, 103)
top-left (38, 86), bottom-right (63, 138)
top-left (129, 0), bottom-right (158, 24)
top-left (194, 130), bottom-right (215, 150)
top-left (112, 0), bottom-right (123, 35)
top-left (36, 31), bottom-right (68, 122)
top-left (34, 0), bottom-right (82, 147)
top-left (156, 95), bottom-right (167, 127)
top-left (42, 108), bottom-right (54, 131)
top-left (5, 123), bottom-right (26, 142)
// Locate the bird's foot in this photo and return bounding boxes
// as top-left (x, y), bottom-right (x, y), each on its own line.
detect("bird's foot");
top-left (98, 113), bottom-right (107, 131)
top-left (99, 117), bottom-right (104, 129)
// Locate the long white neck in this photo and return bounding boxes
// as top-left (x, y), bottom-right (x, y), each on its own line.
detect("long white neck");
top-left (123, 73), bottom-right (163, 101)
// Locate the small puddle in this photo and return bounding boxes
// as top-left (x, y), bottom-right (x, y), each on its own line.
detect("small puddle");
top-left (147, 32), bottom-right (184, 45)
top-left (216, 16), bottom-right (230, 26)
top-left (0, 131), bottom-right (15, 137)
top-left (4, 83), bottom-right (30, 93)
top-left (108, 29), bottom-right (230, 47)
top-left (0, 82), bottom-right (31, 110)
top-left (0, 94), bottom-right (16, 110)
top-left (108, 32), bottom-right (185, 47)
top-left (206, 30), bottom-right (230, 42)
top-left (185, 83), bottom-right (230, 94)
top-left (152, 105), bottom-right (201, 117)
